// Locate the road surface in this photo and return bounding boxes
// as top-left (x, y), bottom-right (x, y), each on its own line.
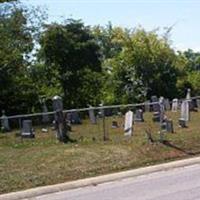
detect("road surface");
top-left (27, 164), bottom-right (200, 200)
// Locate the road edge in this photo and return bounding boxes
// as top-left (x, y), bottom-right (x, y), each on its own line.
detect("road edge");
top-left (1, 156), bottom-right (200, 200)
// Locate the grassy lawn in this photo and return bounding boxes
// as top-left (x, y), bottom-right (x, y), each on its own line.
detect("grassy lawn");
top-left (1, 111), bottom-right (200, 194)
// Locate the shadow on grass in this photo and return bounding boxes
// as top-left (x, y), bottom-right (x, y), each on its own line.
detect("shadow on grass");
top-left (162, 140), bottom-right (200, 156)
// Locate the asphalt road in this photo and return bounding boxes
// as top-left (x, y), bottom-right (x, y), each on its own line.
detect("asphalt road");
top-left (27, 164), bottom-right (200, 200)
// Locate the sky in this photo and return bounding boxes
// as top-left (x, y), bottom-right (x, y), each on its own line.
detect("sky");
top-left (22, 0), bottom-right (200, 51)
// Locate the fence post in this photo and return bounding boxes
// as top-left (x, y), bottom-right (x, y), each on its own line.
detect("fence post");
top-left (100, 104), bottom-right (109, 141)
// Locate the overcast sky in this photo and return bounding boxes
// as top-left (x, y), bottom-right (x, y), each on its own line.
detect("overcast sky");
top-left (22, 0), bottom-right (200, 51)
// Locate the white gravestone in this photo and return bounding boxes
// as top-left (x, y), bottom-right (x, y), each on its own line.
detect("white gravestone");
top-left (164, 99), bottom-right (171, 111)
top-left (186, 88), bottom-right (191, 100)
top-left (180, 100), bottom-right (190, 122)
top-left (124, 110), bottom-right (133, 136)
top-left (42, 103), bottom-right (49, 123)
top-left (1, 111), bottom-right (10, 131)
top-left (144, 101), bottom-right (150, 112)
top-left (172, 98), bottom-right (178, 112)
top-left (89, 106), bottom-right (96, 124)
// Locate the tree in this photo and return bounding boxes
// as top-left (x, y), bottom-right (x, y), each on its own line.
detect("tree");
top-left (0, 1), bottom-right (45, 114)
top-left (102, 27), bottom-right (178, 103)
top-left (39, 19), bottom-right (102, 108)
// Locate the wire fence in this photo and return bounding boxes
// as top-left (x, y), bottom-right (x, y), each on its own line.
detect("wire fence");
top-left (1, 95), bottom-right (200, 145)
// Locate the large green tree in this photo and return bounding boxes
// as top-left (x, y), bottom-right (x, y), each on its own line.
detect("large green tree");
top-left (39, 19), bottom-right (102, 108)
top-left (101, 28), bottom-right (178, 103)
top-left (0, 1), bottom-right (45, 114)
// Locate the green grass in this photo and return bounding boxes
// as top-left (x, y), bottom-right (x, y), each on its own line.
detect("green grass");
top-left (1, 111), bottom-right (200, 194)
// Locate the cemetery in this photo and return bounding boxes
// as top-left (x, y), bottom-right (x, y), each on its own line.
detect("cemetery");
top-left (1, 93), bottom-right (200, 194)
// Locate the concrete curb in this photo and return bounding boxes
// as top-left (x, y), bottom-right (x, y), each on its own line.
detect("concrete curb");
top-left (1, 156), bottom-right (200, 200)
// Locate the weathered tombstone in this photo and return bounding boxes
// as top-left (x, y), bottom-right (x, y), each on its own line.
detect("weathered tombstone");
top-left (42, 100), bottom-right (49, 123)
top-left (164, 99), bottom-right (171, 111)
top-left (151, 96), bottom-right (159, 112)
top-left (1, 110), bottom-right (10, 132)
top-left (179, 100), bottom-right (189, 128)
top-left (71, 112), bottom-right (81, 124)
top-left (186, 88), bottom-right (194, 111)
top-left (181, 100), bottom-right (190, 121)
top-left (124, 110), bottom-right (133, 136)
top-left (172, 98), bottom-right (178, 112)
top-left (66, 112), bottom-right (81, 124)
top-left (196, 99), bottom-right (200, 109)
top-left (21, 120), bottom-right (35, 138)
top-left (52, 95), bottom-right (68, 143)
top-left (186, 88), bottom-right (191, 100)
top-left (159, 97), bottom-right (165, 123)
top-left (112, 120), bottom-right (118, 128)
top-left (88, 106), bottom-right (96, 124)
top-left (144, 101), bottom-right (150, 112)
top-left (134, 109), bottom-right (144, 122)
top-left (166, 119), bottom-right (174, 133)
top-left (161, 119), bottom-right (174, 133)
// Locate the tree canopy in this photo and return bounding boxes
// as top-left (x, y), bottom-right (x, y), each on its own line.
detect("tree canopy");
top-left (1, 1), bottom-right (200, 115)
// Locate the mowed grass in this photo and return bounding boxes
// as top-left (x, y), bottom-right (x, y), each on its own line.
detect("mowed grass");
top-left (1, 111), bottom-right (200, 194)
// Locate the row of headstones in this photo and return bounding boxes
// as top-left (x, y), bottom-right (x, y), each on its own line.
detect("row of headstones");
top-left (0, 90), bottom-right (197, 140)
top-left (124, 96), bottom-right (193, 138)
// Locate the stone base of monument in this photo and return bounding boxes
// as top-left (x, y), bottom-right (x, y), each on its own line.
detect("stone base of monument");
top-left (112, 121), bottom-right (119, 128)
top-left (179, 118), bottom-right (187, 128)
top-left (134, 118), bottom-right (144, 122)
top-left (152, 112), bottom-right (160, 122)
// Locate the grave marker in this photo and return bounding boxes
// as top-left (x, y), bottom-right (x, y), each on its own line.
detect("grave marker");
top-left (134, 109), bottom-right (144, 122)
top-left (88, 106), bottom-right (96, 124)
top-left (124, 110), bottom-right (133, 136)
top-left (1, 110), bottom-right (10, 132)
top-left (21, 120), bottom-right (35, 138)
top-left (172, 98), bottom-right (178, 112)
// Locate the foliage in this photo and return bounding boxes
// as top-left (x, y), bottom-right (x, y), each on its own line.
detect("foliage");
top-left (0, 1), bottom-right (46, 114)
top-left (1, 2), bottom-right (200, 115)
top-left (99, 27), bottom-right (178, 103)
top-left (39, 19), bottom-right (102, 108)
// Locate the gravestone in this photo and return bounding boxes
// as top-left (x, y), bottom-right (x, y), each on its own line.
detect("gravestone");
top-left (196, 99), bottom-right (200, 109)
top-left (179, 100), bottom-right (189, 128)
top-left (52, 95), bottom-right (68, 143)
top-left (1, 110), bottom-right (10, 132)
top-left (172, 99), bottom-right (178, 112)
top-left (151, 96), bottom-right (159, 112)
top-left (186, 88), bottom-right (194, 111)
top-left (112, 120), bottom-right (118, 128)
top-left (21, 120), bottom-right (35, 138)
top-left (186, 88), bottom-right (191, 100)
top-left (88, 106), bottom-right (96, 124)
top-left (124, 110), bottom-right (133, 136)
top-left (42, 101), bottom-right (49, 123)
top-left (159, 97), bottom-right (165, 123)
top-left (164, 99), bottom-right (171, 111)
top-left (180, 100), bottom-right (190, 121)
top-left (166, 119), bottom-right (174, 133)
top-left (71, 112), bottom-right (81, 124)
top-left (161, 119), bottom-right (174, 133)
top-left (66, 112), bottom-right (81, 124)
top-left (144, 101), bottom-right (150, 112)
top-left (134, 109), bottom-right (144, 122)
